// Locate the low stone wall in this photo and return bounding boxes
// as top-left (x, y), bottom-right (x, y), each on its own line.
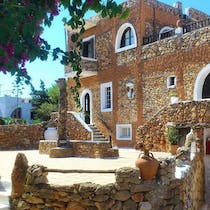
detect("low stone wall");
top-left (180, 147), bottom-right (204, 209)
top-left (137, 101), bottom-right (210, 151)
top-left (51, 112), bottom-right (91, 140)
top-left (39, 140), bottom-right (119, 158)
top-left (10, 145), bottom-right (204, 210)
top-left (0, 124), bottom-right (45, 150)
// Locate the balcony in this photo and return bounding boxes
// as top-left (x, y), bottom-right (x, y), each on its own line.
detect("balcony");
top-left (65, 57), bottom-right (98, 78)
top-left (142, 18), bottom-right (210, 45)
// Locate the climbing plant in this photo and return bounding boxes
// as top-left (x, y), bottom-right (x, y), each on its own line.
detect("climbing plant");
top-left (0, 0), bottom-right (129, 107)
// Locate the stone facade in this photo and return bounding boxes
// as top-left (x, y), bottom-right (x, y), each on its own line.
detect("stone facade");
top-left (66, 0), bottom-right (210, 148)
top-left (10, 145), bottom-right (204, 209)
top-left (137, 100), bottom-right (210, 151)
top-left (0, 124), bottom-right (45, 150)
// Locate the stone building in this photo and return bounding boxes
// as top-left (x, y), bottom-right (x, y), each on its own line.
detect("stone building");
top-left (65, 0), bottom-right (210, 147)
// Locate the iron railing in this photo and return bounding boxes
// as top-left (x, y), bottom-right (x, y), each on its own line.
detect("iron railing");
top-left (182, 18), bottom-right (210, 34)
top-left (142, 18), bottom-right (210, 45)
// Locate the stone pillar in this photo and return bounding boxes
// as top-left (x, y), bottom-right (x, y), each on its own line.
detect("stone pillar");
top-left (56, 78), bottom-right (67, 146)
top-left (11, 153), bottom-right (28, 199)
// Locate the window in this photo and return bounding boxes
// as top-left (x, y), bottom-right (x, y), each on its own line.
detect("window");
top-left (116, 124), bottom-right (132, 140)
top-left (120, 27), bottom-right (134, 48)
top-left (101, 82), bottom-right (112, 112)
top-left (115, 23), bottom-right (137, 53)
top-left (82, 35), bottom-right (95, 59)
top-left (167, 76), bottom-right (176, 88)
top-left (159, 26), bottom-right (174, 40)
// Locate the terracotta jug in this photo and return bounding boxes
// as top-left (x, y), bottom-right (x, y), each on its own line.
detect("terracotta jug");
top-left (135, 145), bottom-right (159, 180)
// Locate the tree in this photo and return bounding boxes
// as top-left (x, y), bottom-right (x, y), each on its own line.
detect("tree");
top-left (30, 80), bottom-right (50, 109)
top-left (30, 81), bottom-right (59, 122)
top-left (0, 0), bottom-right (129, 106)
top-left (48, 84), bottom-right (59, 105)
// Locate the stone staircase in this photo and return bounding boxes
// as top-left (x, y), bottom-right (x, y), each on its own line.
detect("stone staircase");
top-left (0, 179), bottom-right (11, 210)
top-left (88, 124), bottom-right (109, 142)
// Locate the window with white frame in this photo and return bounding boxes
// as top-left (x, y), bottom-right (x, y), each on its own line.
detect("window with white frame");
top-left (116, 124), bottom-right (132, 140)
top-left (101, 82), bottom-right (112, 112)
top-left (82, 35), bottom-right (95, 59)
top-left (167, 76), bottom-right (176, 88)
top-left (115, 23), bottom-right (137, 53)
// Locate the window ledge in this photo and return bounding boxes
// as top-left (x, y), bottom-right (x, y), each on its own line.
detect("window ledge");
top-left (101, 108), bottom-right (112, 112)
top-left (81, 56), bottom-right (97, 62)
top-left (115, 44), bottom-right (137, 53)
top-left (117, 137), bottom-right (132, 141)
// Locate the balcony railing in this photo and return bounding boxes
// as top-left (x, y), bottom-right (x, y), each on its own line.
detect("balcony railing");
top-left (143, 18), bottom-right (210, 45)
top-left (183, 18), bottom-right (210, 34)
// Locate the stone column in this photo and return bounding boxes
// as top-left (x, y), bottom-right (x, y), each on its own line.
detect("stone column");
top-left (56, 78), bottom-right (67, 147)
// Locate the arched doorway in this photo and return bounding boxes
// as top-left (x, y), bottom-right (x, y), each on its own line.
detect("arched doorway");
top-left (84, 93), bottom-right (90, 124)
top-left (80, 89), bottom-right (92, 124)
top-left (194, 64), bottom-right (210, 101)
top-left (11, 108), bottom-right (21, 119)
top-left (202, 73), bottom-right (210, 99)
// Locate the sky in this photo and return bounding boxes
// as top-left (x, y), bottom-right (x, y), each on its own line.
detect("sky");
top-left (0, 0), bottom-right (209, 98)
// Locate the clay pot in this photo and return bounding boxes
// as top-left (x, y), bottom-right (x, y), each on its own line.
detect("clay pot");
top-left (135, 153), bottom-right (159, 180)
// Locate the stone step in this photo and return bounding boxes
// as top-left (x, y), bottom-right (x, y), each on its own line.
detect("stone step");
top-left (93, 134), bottom-right (105, 138)
top-left (88, 124), bottom-right (108, 142)
top-left (93, 138), bottom-right (109, 142)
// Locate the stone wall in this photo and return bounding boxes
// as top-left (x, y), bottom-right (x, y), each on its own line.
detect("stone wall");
top-left (187, 8), bottom-right (210, 21)
top-left (181, 148), bottom-right (204, 209)
top-left (141, 27), bottom-right (210, 120)
top-left (51, 112), bottom-right (91, 140)
top-left (137, 101), bottom-right (210, 151)
top-left (144, 0), bottom-right (180, 16)
top-left (39, 140), bottom-right (119, 158)
top-left (0, 124), bottom-right (45, 150)
top-left (10, 148), bottom-right (204, 210)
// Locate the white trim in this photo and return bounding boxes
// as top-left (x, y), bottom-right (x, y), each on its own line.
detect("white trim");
top-left (194, 64), bottom-right (210, 101)
top-left (81, 56), bottom-right (97, 62)
top-left (80, 89), bottom-right (93, 124)
top-left (116, 124), bottom-right (132, 140)
top-left (115, 23), bottom-right (137, 53)
top-left (167, 75), bottom-right (176, 89)
top-left (100, 82), bottom-right (113, 112)
top-left (82, 35), bottom-right (96, 59)
top-left (65, 70), bottom-right (98, 78)
top-left (159, 26), bottom-right (174, 40)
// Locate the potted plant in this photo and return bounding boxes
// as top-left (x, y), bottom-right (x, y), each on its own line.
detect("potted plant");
top-left (135, 143), bottom-right (159, 180)
top-left (169, 92), bottom-right (178, 104)
top-left (167, 126), bottom-right (179, 155)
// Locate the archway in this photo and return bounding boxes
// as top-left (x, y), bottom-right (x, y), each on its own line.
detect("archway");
top-left (80, 89), bottom-right (92, 124)
top-left (194, 64), bottom-right (210, 101)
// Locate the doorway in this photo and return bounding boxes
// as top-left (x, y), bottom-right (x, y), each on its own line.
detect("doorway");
top-left (202, 73), bottom-right (210, 99)
top-left (81, 89), bottom-right (92, 124)
top-left (84, 93), bottom-right (90, 124)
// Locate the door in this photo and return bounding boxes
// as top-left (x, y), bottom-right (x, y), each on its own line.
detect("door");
top-left (202, 73), bottom-right (210, 99)
top-left (84, 93), bottom-right (90, 124)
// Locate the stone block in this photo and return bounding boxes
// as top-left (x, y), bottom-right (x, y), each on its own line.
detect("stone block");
top-left (49, 147), bottom-right (73, 158)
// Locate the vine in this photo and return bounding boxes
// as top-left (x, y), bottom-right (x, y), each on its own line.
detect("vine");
top-left (0, 0), bottom-right (129, 107)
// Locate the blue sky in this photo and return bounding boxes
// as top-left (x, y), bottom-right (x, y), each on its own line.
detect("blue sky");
top-left (0, 0), bottom-right (209, 98)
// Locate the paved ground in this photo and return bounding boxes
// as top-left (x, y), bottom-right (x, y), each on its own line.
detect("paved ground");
top-left (0, 149), bottom-right (170, 185)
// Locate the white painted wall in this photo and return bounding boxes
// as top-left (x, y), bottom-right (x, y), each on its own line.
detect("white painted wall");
top-left (0, 96), bottom-right (32, 123)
